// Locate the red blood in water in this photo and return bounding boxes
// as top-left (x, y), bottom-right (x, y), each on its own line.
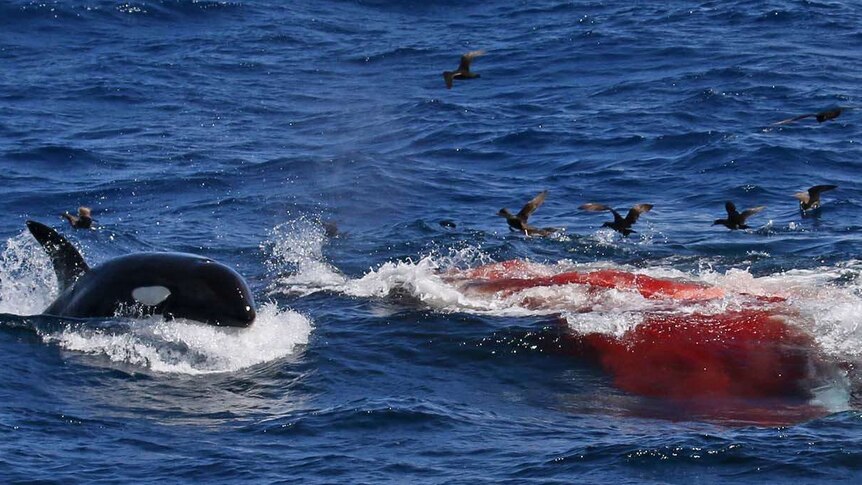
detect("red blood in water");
top-left (581, 310), bottom-right (815, 399)
top-left (542, 269), bottom-right (725, 300)
top-left (456, 263), bottom-right (725, 301)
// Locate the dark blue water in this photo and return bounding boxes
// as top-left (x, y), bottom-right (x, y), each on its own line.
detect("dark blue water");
top-left (2, 0), bottom-right (862, 482)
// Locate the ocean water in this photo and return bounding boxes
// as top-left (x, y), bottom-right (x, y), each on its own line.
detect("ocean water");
top-left (2, 0), bottom-right (862, 482)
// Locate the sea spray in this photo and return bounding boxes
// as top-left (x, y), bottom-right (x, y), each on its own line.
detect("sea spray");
top-left (0, 230), bottom-right (58, 315)
top-left (40, 302), bottom-right (312, 374)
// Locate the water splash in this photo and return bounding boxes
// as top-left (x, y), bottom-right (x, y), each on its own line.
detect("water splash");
top-left (264, 217), bottom-right (347, 296)
top-left (39, 302), bottom-right (312, 374)
top-left (0, 230), bottom-right (58, 315)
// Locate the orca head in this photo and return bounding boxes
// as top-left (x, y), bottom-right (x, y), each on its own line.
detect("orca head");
top-left (134, 256), bottom-right (256, 327)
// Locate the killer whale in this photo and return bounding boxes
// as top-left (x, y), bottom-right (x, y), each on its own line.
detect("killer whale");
top-left (26, 220), bottom-right (256, 327)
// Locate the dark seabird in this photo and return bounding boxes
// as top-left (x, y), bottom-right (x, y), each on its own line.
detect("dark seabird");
top-left (794, 184), bottom-right (837, 211)
top-left (713, 201), bottom-right (764, 230)
top-left (773, 107), bottom-right (846, 126)
top-left (61, 206), bottom-right (93, 229)
top-left (439, 220), bottom-right (457, 229)
top-left (498, 190), bottom-right (558, 237)
top-left (580, 203), bottom-right (653, 236)
top-left (443, 50), bottom-right (485, 89)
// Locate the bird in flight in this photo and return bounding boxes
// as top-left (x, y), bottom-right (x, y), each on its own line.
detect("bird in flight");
top-left (579, 203), bottom-right (653, 236)
top-left (443, 50), bottom-right (485, 89)
top-left (773, 107), bottom-right (847, 125)
top-left (498, 190), bottom-right (559, 237)
top-left (713, 201), bottom-right (764, 230)
top-left (793, 184), bottom-right (837, 211)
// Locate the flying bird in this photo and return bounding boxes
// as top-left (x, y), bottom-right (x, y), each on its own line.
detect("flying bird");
top-left (579, 203), bottom-right (653, 236)
top-left (773, 107), bottom-right (846, 126)
top-left (498, 190), bottom-right (558, 237)
top-left (443, 50), bottom-right (485, 89)
top-left (713, 201), bottom-right (764, 230)
top-left (794, 184), bottom-right (837, 211)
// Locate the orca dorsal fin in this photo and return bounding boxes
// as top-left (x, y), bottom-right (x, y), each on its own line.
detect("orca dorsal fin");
top-left (25, 220), bottom-right (89, 290)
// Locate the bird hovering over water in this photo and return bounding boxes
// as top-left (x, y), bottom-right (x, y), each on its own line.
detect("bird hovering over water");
top-left (497, 190), bottom-right (558, 237)
top-left (773, 107), bottom-right (847, 125)
top-left (443, 50), bottom-right (485, 89)
top-left (794, 184), bottom-right (837, 211)
top-left (579, 203), bottom-right (653, 236)
top-left (713, 201), bottom-right (764, 230)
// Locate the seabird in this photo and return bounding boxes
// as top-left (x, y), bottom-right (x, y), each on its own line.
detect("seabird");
top-left (773, 107), bottom-right (846, 125)
top-left (579, 203), bottom-right (653, 236)
top-left (713, 201), bottom-right (764, 230)
top-left (498, 190), bottom-right (558, 237)
top-left (439, 220), bottom-right (457, 229)
top-left (443, 50), bottom-right (485, 89)
top-left (61, 206), bottom-right (93, 229)
top-left (794, 184), bottom-right (837, 211)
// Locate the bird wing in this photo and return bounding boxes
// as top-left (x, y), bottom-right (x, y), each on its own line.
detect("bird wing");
top-left (773, 113), bottom-right (814, 125)
top-left (525, 226), bottom-right (558, 237)
top-left (516, 190), bottom-right (547, 221)
top-left (793, 192), bottom-right (810, 204)
top-left (740, 206), bottom-right (765, 221)
top-left (580, 203), bottom-right (621, 221)
top-left (725, 201), bottom-right (739, 218)
top-left (809, 184), bottom-right (838, 197)
top-left (443, 71), bottom-right (454, 89)
top-left (458, 50), bottom-right (485, 72)
top-left (625, 204), bottom-right (653, 225)
top-left (579, 203), bottom-right (611, 213)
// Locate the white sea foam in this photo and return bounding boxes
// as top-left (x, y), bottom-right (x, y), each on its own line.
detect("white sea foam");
top-left (40, 302), bottom-right (312, 374)
top-left (0, 230), bottom-right (59, 315)
top-left (264, 217), bottom-right (347, 295)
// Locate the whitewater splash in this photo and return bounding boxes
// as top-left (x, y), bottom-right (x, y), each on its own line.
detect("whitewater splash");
top-left (0, 230), bottom-right (58, 315)
top-left (0, 229), bottom-right (313, 374)
top-left (267, 220), bottom-right (862, 409)
top-left (264, 217), bottom-right (349, 294)
top-left (38, 303), bottom-right (312, 374)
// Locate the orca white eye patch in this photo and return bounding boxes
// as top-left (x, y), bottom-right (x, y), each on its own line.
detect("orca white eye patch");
top-left (132, 286), bottom-right (171, 306)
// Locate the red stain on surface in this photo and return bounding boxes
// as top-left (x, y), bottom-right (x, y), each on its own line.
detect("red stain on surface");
top-left (580, 310), bottom-right (815, 399)
top-left (453, 261), bottom-right (725, 301)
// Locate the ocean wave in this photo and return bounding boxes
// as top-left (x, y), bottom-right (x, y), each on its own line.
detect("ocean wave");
top-left (0, 0), bottom-right (242, 23)
top-left (6, 145), bottom-right (99, 165)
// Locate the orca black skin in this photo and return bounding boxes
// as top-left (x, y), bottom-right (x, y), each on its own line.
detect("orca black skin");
top-left (26, 221), bottom-right (256, 327)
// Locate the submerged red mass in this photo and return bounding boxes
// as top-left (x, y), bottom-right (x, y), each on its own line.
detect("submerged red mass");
top-left (580, 310), bottom-right (815, 399)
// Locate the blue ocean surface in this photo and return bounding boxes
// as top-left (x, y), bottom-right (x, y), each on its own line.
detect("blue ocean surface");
top-left (2, 0), bottom-right (862, 482)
